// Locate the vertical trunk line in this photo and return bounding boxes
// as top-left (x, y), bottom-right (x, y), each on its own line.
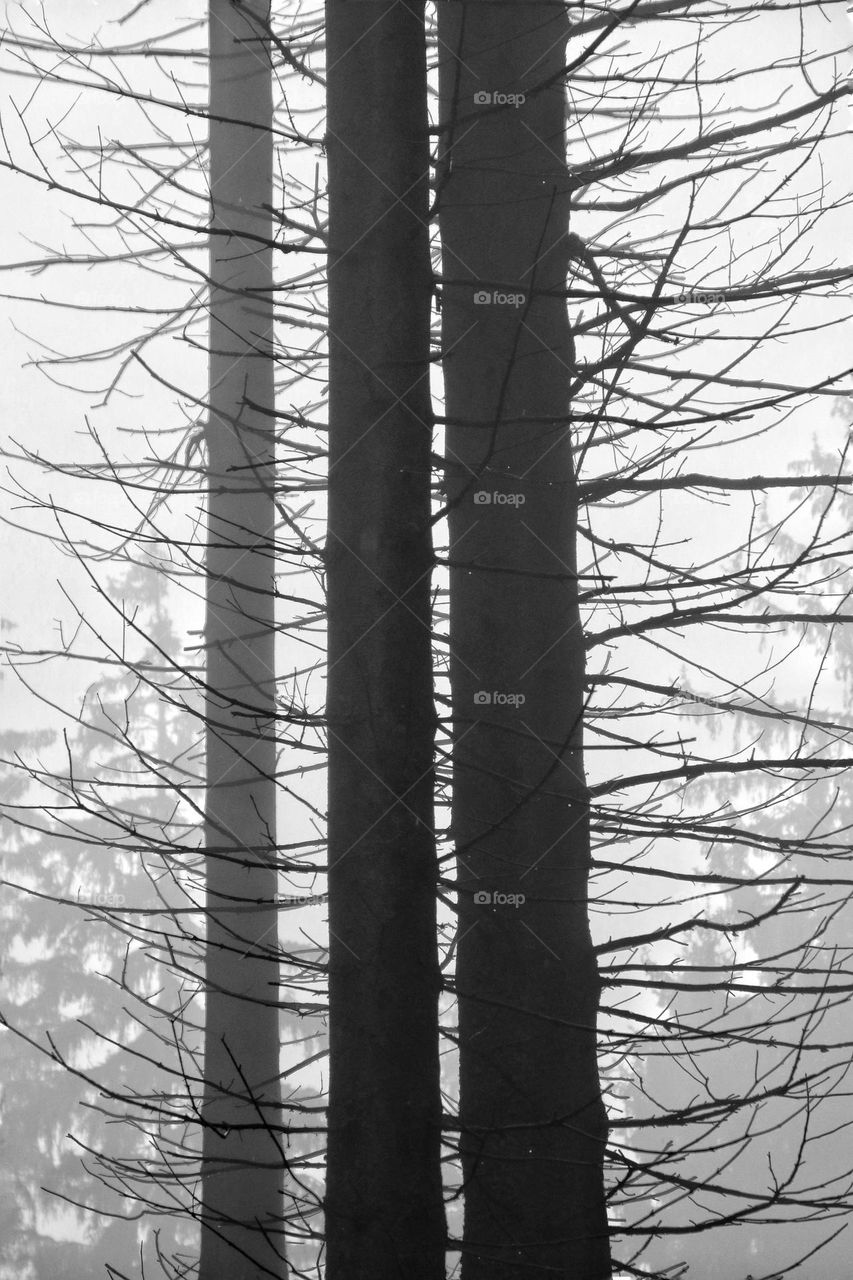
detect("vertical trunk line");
top-left (324, 1), bottom-right (446, 1276)
top-left (437, 5), bottom-right (613, 1276)
top-left (201, 4), bottom-right (286, 1277)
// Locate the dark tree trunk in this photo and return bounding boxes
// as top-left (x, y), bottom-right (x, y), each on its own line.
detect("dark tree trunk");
top-left (200, 4), bottom-right (286, 1276)
top-left (437, 6), bottom-right (613, 1277)
top-left (323, 3), bottom-right (445, 1278)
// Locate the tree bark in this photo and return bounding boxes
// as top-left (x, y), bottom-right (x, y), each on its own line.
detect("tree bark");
top-left (437, 6), bottom-right (613, 1277)
top-left (200, 4), bottom-right (285, 1277)
top-left (324, 2), bottom-right (445, 1276)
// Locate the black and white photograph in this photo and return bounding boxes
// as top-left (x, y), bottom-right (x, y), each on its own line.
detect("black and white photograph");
top-left (1, 2), bottom-right (852, 1276)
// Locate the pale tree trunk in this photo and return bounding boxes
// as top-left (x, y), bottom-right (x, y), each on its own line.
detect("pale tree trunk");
top-left (200, 3), bottom-right (286, 1277)
top-left (437, 6), bottom-right (613, 1277)
top-left (324, 2), bottom-right (445, 1276)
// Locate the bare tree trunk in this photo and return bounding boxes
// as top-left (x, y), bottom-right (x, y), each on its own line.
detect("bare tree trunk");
top-left (437, 6), bottom-right (612, 1277)
top-left (200, 4), bottom-right (285, 1276)
top-left (324, 2), bottom-right (445, 1276)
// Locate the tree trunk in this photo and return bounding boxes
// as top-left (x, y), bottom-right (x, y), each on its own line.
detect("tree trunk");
top-left (437, 7), bottom-right (613, 1277)
top-left (200, 3), bottom-right (285, 1276)
top-left (324, 2), bottom-right (445, 1276)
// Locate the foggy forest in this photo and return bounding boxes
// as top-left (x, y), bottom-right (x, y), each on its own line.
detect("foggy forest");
top-left (1, 1), bottom-right (853, 1277)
